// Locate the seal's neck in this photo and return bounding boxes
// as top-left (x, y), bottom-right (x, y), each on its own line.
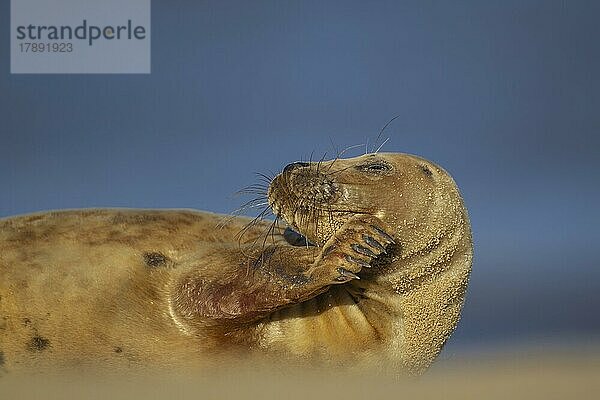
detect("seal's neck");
top-left (377, 179), bottom-right (473, 373)
top-left (391, 210), bottom-right (471, 293)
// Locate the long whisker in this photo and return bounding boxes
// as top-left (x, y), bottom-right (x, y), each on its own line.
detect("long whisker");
top-left (326, 143), bottom-right (364, 173)
top-left (256, 172), bottom-right (275, 182)
top-left (316, 151), bottom-right (327, 174)
top-left (218, 201), bottom-right (267, 230)
top-left (375, 137), bottom-right (390, 154)
top-left (235, 183), bottom-right (268, 192)
top-left (329, 137), bottom-right (339, 159)
top-left (236, 206), bottom-right (271, 243)
top-left (234, 197), bottom-right (269, 211)
top-left (261, 216), bottom-right (279, 253)
top-left (338, 143), bottom-right (365, 158)
top-left (232, 202), bottom-right (270, 216)
top-left (371, 114), bottom-right (400, 153)
top-left (326, 153), bottom-right (340, 173)
top-left (235, 190), bottom-right (268, 197)
top-left (235, 186), bottom-right (268, 195)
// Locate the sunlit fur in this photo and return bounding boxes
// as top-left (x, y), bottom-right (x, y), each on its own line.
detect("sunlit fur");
top-left (261, 153), bottom-right (473, 372)
top-left (0, 153), bottom-right (472, 375)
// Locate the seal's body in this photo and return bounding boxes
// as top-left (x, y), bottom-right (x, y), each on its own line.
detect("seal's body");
top-left (0, 153), bottom-right (472, 374)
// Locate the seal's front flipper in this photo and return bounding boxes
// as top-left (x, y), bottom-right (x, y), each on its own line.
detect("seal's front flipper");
top-left (308, 214), bottom-right (395, 284)
top-left (169, 215), bottom-right (394, 329)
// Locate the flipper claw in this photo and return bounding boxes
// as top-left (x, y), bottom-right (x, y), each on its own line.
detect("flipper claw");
top-left (345, 255), bottom-right (371, 268)
top-left (336, 267), bottom-right (360, 281)
top-left (351, 244), bottom-right (378, 257)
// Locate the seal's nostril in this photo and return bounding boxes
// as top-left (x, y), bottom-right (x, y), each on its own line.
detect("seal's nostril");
top-left (283, 162), bottom-right (310, 173)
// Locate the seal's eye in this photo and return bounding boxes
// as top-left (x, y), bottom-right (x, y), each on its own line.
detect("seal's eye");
top-left (356, 161), bottom-right (393, 174)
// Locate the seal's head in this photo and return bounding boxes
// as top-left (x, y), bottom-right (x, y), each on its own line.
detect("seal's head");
top-left (268, 152), bottom-right (468, 257)
top-left (268, 152), bottom-right (473, 372)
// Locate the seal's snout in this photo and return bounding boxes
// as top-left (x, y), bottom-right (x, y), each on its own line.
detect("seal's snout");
top-left (283, 162), bottom-right (310, 173)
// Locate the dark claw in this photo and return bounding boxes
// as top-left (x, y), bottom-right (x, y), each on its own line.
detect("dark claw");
top-left (362, 234), bottom-right (386, 253)
top-left (370, 225), bottom-right (396, 244)
top-left (351, 244), bottom-right (377, 257)
top-left (337, 267), bottom-right (360, 281)
top-left (345, 255), bottom-right (371, 268)
top-left (322, 245), bottom-right (336, 256)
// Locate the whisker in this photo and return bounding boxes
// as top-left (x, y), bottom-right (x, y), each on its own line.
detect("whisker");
top-left (237, 183), bottom-right (268, 190)
top-left (371, 114), bottom-right (400, 153)
top-left (235, 190), bottom-right (268, 197)
top-left (236, 196), bottom-right (268, 208)
top-left (236, 206), bottom-right (271, 243)
top-left (310, 196), bottom-right (319, 250)
top-left (261, 217), bottom-right (279, 252)
top-left (232, 202), bottom-right (270, 215)
top-left (316, 151), bottom-right (328, 174)
top-left (338, 143), bottom-right (365, 158)
top-left (326, 143), bottom-right (364, 173)
top-left (216, 214), bottom-right (236, 229)
top-left (326, 156), bottom-right (339, 173)
top-left (235, 186), bottom-right (268, 194)
top-left (255, 172), bottom-right (275, 182)
top-left (375, 137), bottom-right (390, 154)
top-left (329, 137), bottom-right (339, 158)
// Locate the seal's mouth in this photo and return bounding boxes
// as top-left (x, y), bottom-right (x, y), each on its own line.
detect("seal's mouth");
top-left (267, 166), bottom-right (354, 246)
top-left (282, 226), bottom-right (316, 247)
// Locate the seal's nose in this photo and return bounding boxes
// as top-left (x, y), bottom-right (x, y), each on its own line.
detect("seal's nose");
top-left (283, 162), bottom-right (310, 173)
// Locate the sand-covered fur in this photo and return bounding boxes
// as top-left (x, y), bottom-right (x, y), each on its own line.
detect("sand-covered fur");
top-left (0, 153), bottom-right (472, 374)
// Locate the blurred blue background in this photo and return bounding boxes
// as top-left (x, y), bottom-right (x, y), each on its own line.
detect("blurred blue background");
top-left (1, 0), bottom-right (599, 355)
